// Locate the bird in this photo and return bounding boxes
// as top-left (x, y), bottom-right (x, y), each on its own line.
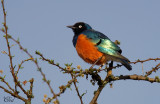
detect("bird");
top-left (67, 22), bottom-right (132, 70)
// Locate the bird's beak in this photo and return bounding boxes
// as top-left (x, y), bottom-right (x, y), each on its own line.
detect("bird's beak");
top-left (67, 25), bottom-right (76, 29)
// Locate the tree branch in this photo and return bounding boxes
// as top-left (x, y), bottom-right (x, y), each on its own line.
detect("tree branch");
top-left (114, 74), bottom-right (160, 83)
top-left (131, 58), bottom-right (160, 64)
top-left (145, 63), bottom-right (160, 77)
top-left (0, 85), bottom-right (27, 102)
top-left (90, 61), bottom-right (113, 104)
top-left (9, 34), bottom-right (59, 103)
top-left (71, 74), bottom-right (83, 104)
top-left (0, 76), bottom-right (14, 92)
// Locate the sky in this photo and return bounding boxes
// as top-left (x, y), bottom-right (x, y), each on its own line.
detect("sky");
top-left (0, 0), bottom-right (160, 104)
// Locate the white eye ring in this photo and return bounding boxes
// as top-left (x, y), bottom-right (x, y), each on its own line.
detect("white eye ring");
top-left (79, 25), bottom-right (82, 28)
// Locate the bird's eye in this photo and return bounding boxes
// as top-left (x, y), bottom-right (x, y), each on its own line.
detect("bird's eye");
top-left (79, 25), bottom-right (82, 28)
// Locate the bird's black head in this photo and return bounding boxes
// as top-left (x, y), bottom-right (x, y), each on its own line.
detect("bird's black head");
top-left (67, 22), bottom-right (92, 35)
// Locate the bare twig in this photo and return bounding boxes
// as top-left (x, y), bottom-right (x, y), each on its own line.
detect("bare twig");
top-left (114, 74), bottom-right (160, 83)
top-left (0, 85), bottom-right (27, 102)
top-left (28, 78), bottom-right (34, 102)
top-left (0, 76), bottom-right (14, 92)
top-left (71, 74), bottom-right (83, 104)
top-left (131, 58), bottom-right (160, 64)
top-left (1, 1), bottom-right (31, 103)
top-left (142, 63), bottom-right (144, 75)
top-left (145, 63), bottom-right (160, 77)
top-left (10, 36), bottom-right (59, 102)
top-left (1, 33), bottom-right (59, 102)
top-left (35, 51), bottom-right (66, 72)
top-left (16, 58), bottom-right (33, 75)
top-left (2, 0), bottom-right (16, 87)
top-left (1, 1), bottom-right (57, 103)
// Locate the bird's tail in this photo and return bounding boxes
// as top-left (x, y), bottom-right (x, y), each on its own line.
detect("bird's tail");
top-left (107, 52), bottom-right (132, 70)
top-left (119, 58), bottom-right (132, 71)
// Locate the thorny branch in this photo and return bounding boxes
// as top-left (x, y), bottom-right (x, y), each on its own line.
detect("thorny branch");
top-left (0, 76), bottom-right (14, 92)
top-left (1, 0), bottom-right (34, 103)
top-left (145, 63), bottom-right (160, 77)
top-left (9, 23), bottom-right (59, 103)
top-left (131, 58), bottom-right (160, 64)
top-left (36, 52), bottom-right (160, 104)
top-left (0, 27), bottom-right (60, 103)
top-left (114, 74), bottom-right (160, 83)
top-left (0, 85), bottom-right (27, 102)
top-left (1, 0), bottom-right (58, 103)
top-left (71, 74), bottom-right (83, 104)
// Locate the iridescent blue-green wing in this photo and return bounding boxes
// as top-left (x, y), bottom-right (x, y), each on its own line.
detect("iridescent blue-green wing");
top-left (82, 30), bottom-right (122, 54)
top-left (97, 38), bottom-right (132, 70)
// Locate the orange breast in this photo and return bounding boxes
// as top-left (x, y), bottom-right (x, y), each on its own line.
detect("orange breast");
top-left (75, 34), bottom-right (107, 65)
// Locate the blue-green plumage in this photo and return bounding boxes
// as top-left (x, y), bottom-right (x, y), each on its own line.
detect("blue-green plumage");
top-left (67, 22), bottom-right (132, 70)
top-left (82, 30), bottom-right (121, 52)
